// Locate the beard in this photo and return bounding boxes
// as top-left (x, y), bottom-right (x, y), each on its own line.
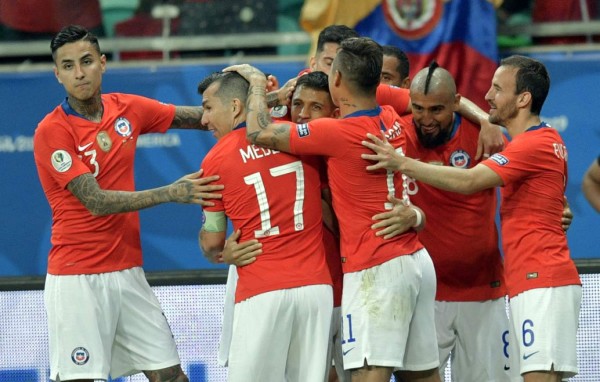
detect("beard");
top-left (489, 102), bottom-right (518, 126)
top-left (415, 123), bottom-right (453, 149)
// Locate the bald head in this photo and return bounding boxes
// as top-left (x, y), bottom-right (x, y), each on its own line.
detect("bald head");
top-left (411, 64), bottom-right (457, 100)
top-left (409, 63), bottom-right (461, 149)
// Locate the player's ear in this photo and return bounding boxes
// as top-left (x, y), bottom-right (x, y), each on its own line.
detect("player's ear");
top-left (401, 77), bottom-right (411, 89)
top-left (54, 67), bottom-right (62, 84)
top-left (309, 56), bottom-right (316, 71)
top-left (518, 91), bottom-right (532, 109)
top-left (332, 108), bottom-right (340, 119)
top-left (232, 98), bottom-right (243, 118)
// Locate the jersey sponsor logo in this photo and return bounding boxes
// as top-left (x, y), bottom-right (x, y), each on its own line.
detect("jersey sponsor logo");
top-left (382, 0), bottom-right (444, 40)
top-left (526, 272), bottom-right (538, 279)
top-left (96, 131), bottom-right (112, 152)
top-left (270, 105), bottom-right (288, 118)
top-left (114, 117), bottom-right (132, 137)
top-left (51, 150), bottom-right (73, 173)
top-left (523, 350), bottom-right (539, 360)
top-left (449, 149), bottom-right (470, 168)
top-left (71, 347), bottom-right (90, 365)
top-left (490, 153), bottom-right (509, 166)
top-left (77, 142), bottom-right (93, 152)
top-left (297, 123), bottom-right (310, 138)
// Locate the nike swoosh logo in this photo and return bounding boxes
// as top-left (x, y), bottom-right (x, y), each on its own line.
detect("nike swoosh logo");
top-left (523, 351), bottom-right (539, 360)
top-left (503, 365), bottom-right (510, 370)
top-left (78, 142), bottom-right (93, 151)
top-left (342, 347), bottom-right (354, 356)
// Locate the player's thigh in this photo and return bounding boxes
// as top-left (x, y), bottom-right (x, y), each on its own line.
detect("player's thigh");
top-left (218, 265), bottom-right (238, 367)
top-left (111, 267), bottom-right (181, 379)
top-left (453, 298), bottom-right (517, 382)
top-left (330, 306), bottom-right (352, 382)
top-left (341, 253), bottom-right (423, 370)
top-left (434, 300), bottom-right (458, 373)
top-left (45, 273), bottom-right (120, 381)
top-left (398, 249), bottom-right (439, 372)
top-left (509, 286), bottom-right (581, 379)
top-left (228, 288), bottom-right (299, 382)
top-left (287, 284), bottom-right (333, 382)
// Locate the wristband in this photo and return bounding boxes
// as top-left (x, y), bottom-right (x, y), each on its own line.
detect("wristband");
top-left (411, 207), bottom-right (423, 228)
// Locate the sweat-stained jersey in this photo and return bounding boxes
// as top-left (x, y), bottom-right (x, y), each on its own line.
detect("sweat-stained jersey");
top-left (482, 123), bottom-right (580, 298)
top-left (289, 106), bottom-right (423, 273)
top-left (404, 114), bottom-right (506, 301)
top-left (33, 93), bottom-right (176, 275)
top-left (201, 125), bottom-right (332, 303)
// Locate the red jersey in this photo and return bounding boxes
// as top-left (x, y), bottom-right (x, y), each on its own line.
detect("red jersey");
top-left (289, 106), bottom-right (423, 273)
top-left (482, 124), bottom-right (580, 298)
top-left (376, 84), bottom-right (411, 116)
top-left (404, 114), bottom-right (506, 301)
top-left (318, 159), bottom-right (343, 307)
top-left (33, 93), bottom-right (176, 275)
top-left (201, 126), bottom-right (331, 303)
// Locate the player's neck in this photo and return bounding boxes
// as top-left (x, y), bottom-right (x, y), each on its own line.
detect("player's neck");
top-left (506, 113), bottom-right (541, 138)
top-left (338, 95), bottom-right (378, 118)
top-left (68, 94), bottom-right (103, 122)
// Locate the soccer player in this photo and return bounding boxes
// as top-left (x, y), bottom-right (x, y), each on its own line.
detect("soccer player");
top-left (362, 55), bottom-right (582, 382)
top-left (383, 63), bottom-right (516, 382)
top-left (308, 24), bottom-right (359, 75)
top-left (33, 25), bottom-right (224, 382)
top-left (197, 71), bottom-right (333, 382)
top-left (226, 37), bottom-right (439, 382)
top-left (381, 45), bottom-right (411, 89)
top-left (582, 155), bottom-right (600, 212)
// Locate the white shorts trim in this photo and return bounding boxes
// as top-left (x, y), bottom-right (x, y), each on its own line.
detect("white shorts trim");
top-left (341, 249), bottom-right (439, 371)
top-left (45, 267), bottom-right (181, 380)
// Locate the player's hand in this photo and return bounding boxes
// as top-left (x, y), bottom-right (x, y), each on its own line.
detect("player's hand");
top-left (266, 73), bottom-right (280, 92)
top-left (372, 195), bottom-right (418, 239)
top-left (170, 169), bottom-right (224, 206)
top-left (221, 229), bottom-right (262, 266)
top-left (223, 64), bottom-right (267, 86)
top-left (276, 76), bottom-right (297, 107)
top-left (476, 119), bottom-right (505, 160)
top-left (562, 195), bottom-right (573, 232)
top-left (361, 133), bottom-right (403, 172)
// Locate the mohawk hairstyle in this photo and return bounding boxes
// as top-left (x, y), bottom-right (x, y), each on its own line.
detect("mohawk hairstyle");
top-left (424, 60), bottom-right (439, 95)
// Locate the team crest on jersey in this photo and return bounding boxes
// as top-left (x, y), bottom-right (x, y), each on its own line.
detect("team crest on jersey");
top-left (71, 347), bottom-right (89, 365)
top-left (96, 131), bottom-right (112, 152)
top-left (270, 105), bottom-right (288, 118)
top-left (51, 150), bottom-right (72, 173)
top-left (114, 117), bottom-right (132, 137)
top-left (382, 0), bottom-right (444, 40)
top-left (297, 123), bottom-right (310, 137)
top-left (490, 153), bottom-right (509, 166)
top-left (449, 149), bottom-right (470, 168)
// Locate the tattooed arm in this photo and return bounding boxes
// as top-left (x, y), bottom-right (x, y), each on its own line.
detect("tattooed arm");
top-left (224, 64), bottom-right (293, 152)
top-left (170, 106), bottom-right (207, 130)
top-left (68, 170), bottom-right (224, 216)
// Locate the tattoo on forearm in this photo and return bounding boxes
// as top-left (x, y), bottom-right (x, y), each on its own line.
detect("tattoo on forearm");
top-left (249, 85), bottom-right (266, 97)
top-left (257, 110), bottom-right (272, 129)
top-left (266, 91), bottom-right (279, 108)
top-left (171, 106), bottom-right (206, 130)
top-left (68, 173), bottom-right (182, 215)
